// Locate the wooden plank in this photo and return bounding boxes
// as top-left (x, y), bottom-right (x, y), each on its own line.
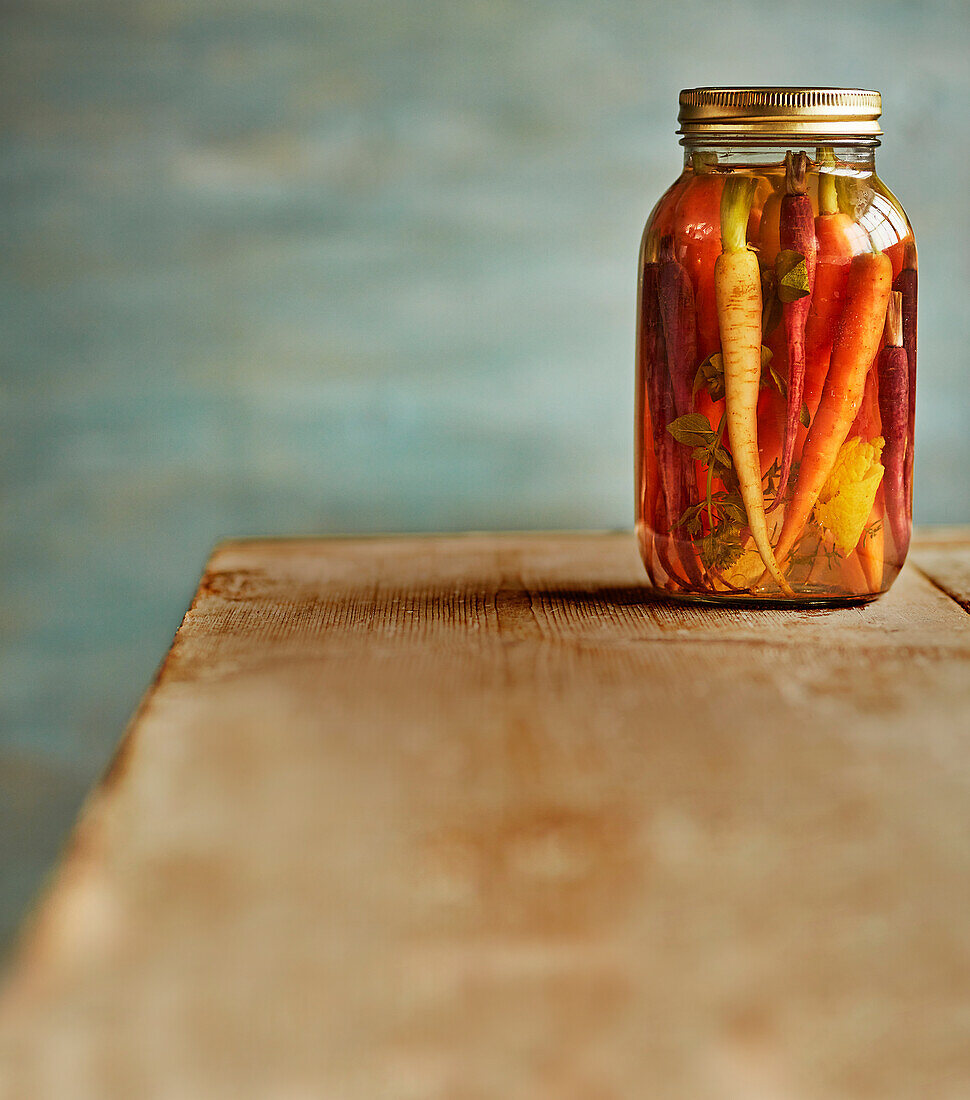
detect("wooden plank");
top-left (909, 527), bottom-right (970, 610)
top-left (2, 532), bottom-right (970, 1099)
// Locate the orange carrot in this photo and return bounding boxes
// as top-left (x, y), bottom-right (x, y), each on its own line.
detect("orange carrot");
top-left (801, 150), bottom-right (857, 424)
top-left (715, 176), bottom-right (792, 594)
top-left (746, 174), bottom-right (773, 242)
top-left (674, 169), bottom-right (724, 361)
top-left (672, 168), bottom-right (725, 510)
top-left (856, 490), bottom-right (885, 593)
top-left (841, 548), bottom-right (872, 596)
top-left (850, 354), bottom-right (882, 442)
top-left (773, 250), bottom-right (894, 565)
top-left (758, 187), bottom-right (783, 266)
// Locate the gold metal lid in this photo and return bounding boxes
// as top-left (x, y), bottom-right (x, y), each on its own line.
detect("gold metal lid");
top-left (678, 87), bottom-right (882, 139)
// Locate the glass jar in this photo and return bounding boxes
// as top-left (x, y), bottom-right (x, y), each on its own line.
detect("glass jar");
top-left (635, 88), bottom-right (916, 604)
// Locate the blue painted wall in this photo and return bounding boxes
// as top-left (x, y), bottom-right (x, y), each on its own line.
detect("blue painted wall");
top-left (2, 0), bottom-right (968, 946)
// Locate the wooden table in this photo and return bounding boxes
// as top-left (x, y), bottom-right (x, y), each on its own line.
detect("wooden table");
top-left (2, 531), bottom-right (970, 1098)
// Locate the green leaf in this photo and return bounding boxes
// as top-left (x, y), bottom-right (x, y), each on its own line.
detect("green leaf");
top-left (719, 500), bottom-right (748, 524)
top-left (760, 267), bottom-right (782, 337)
top-left (860, 519), bottom-right (883, 547)
top-left (799, 402), bottom-right (811, 429)
top-left (760, 346), bottom-right (788, 399)
top-left (762, 458), bottom-right (781, 496)
top-left (775, 249), bottom-right (811, 303)
top-left (719, 465), bottom-right (739, 492)
top-left (699, 521), bottom-right (745, 572)
top-left (667, 413), bottom-right (715, 448)
top-left (677, 502), bottom-right (707, 538)
top-left (713, 445), bottom-right (733, 470)
top-left (693, 353), bottom-right (725, 402)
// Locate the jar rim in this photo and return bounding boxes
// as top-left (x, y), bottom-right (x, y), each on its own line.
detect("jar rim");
top-left (678, 87), bottom-right (882, 139)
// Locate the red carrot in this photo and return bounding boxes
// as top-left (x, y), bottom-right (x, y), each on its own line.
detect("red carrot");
top-left (877, 291), bottom-right (910, 559)
top-left (658, 234), bottom-right (698, 417)
top-left (893, 254), bottom-right (917, 521)
top-left (774, 152), bottom-right (817, 504)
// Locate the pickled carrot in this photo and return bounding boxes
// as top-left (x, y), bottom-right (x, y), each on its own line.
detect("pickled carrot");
top-left (746, 175), bottom-right (773, 241)
top-left (856, 490), bottom-right (885, 592)
top-left (715, 176), bottom-right (792, 594)
top-left (774, 153), bottom-right (818, 505)
top-left (841, 547), bottom-right (873, 595)
top-left (801, 214), bottom-right (855, 425)
top-left (850, 356), bottom-right (882, 441)
top-left (800, 150), bottom-right (868, 430)
top-left (637, 174), bottom-right (694, 584)
top-left (657, 235), bottom-right (698, 418)
top-left (892, 260), bottom-right (918, 522)
top-left (758, 384), bottom-right (785, 478)
top-left (758, 189), bottom-right (783, 265)
top-left (773, 251), bottom-right (894, 566)
top-left (637, 384), bottom-right (660, 532)
top-left (877, 292), bottom-right (910, 559)
top-left (671, 173), bottom-right (726, 512)
top-left (674, 173), bottom-right (725, 361)
top-left (640, 259), bottom-right (704, 588)
top-left (884, 238), bottom-right (909, 280)
top-left (639, 262), bottom-right (682, 584)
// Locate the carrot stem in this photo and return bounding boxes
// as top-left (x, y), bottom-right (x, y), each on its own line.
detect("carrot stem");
top-left (817, 146), bottom-right (839, 216)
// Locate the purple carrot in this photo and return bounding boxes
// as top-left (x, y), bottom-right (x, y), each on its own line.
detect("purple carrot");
top-left (877, 291), bottom-right (910, 560)
top-left (641, 262), bottom-right (681, 584)
top-left (774, 151), bottom-right (818, 505)
top-left (657, 234), bottom-right (698, 417)
top-left (641, 263), bottom-right (703, 587)
top-left (892, 255), bottom-right (917, 521)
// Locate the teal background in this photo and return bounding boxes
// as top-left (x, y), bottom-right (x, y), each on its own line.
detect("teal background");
top-left (2, 0), bottom-right (968, 948)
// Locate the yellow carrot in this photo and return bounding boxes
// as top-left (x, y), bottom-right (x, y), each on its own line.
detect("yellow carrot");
top-left (715, 177), bottom-right (793, 595)
top-left (773, 250), bottom-right (894, 566)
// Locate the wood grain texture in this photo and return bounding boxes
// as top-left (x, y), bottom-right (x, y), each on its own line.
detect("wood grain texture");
top-left (2, 532), bottom-right (970, 1100)
top-left (909, 526), bottom-right (970, 611)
